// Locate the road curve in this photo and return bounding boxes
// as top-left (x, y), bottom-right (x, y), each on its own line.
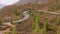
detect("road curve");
top-left (3, 11), bottom-right (30, 24)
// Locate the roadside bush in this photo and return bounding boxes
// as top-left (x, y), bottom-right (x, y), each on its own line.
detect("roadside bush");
top-left (12, 26), bottom-right (17, 34)
top-left (33, 14), bottom-right (40, 32)
top-left (0, 19), bottom-right (3, 25)
top-left (13, 8), bottom-right (20, 16)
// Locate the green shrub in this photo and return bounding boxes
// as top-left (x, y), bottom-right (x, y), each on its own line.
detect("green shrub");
top-left (33, 14), bottom-right (40, 32)
top-left (49, 4), bottom-right (60, 12)
top-left (42, 21), bottom-right (48, 34)
top-left (10, 20), bottom-right (14, 24)
top-left (56, 16), bottom-right (60, 24)
top-left (28, 3), bottom-right (33, 7)
top-left (50, 24), bottom-right (56, 31)
top-left (5, 30), bottom-right (9, 34)
top-left (57, 27), bottom-right (60, 34)
top-left (13, 8), bottom-right (20, 16)
top-left (0, 19), bottom-right (3, 25)
top-left (42, 16), bottom-right (49, 34)
top-left (12, 26), bottom-right (17, 34)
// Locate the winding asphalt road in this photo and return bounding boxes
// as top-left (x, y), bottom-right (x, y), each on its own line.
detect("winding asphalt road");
top-left (3, 10), bottom-right (60, 24)
top-left (0, 10), bottom-right (60, 34)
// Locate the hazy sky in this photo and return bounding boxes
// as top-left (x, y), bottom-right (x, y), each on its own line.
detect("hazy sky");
top-left (0, 0), bottom-right (20, 5)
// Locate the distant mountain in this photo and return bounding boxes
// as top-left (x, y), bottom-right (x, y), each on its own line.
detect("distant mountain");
top-left (0, 0), bottom-right (51, 9)
top-left (15, 0), bottom-right (35, 5)
top-left (15, 0), bottom-right (50, 5)
top-left (0, 4), bottom-right (6, 9)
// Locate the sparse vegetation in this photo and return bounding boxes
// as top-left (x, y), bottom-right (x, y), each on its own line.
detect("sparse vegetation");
top-left (13, 8), bottom-right (20, 16)
top-left (0, 19), bottom-right (3, 25)
top-left (42, 16), bottom-right (49, 34)
top-left (56, 16), bottom-right (60, 24)
top-left (12, 26), bottom-right (17, 34)
top-left (42, 23), bottom-right (47, 34)
top-left (57, 27), bottom-right (60, 34)
top-left (49, 3), bottom-right (60, 12)
top-left (5, 29), bottom-right (9, 34)
top-left (33, 14), bottom-right (40, 32)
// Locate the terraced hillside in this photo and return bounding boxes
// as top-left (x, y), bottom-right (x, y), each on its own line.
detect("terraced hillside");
top-left (0, 0), bottom-right (60, 34)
